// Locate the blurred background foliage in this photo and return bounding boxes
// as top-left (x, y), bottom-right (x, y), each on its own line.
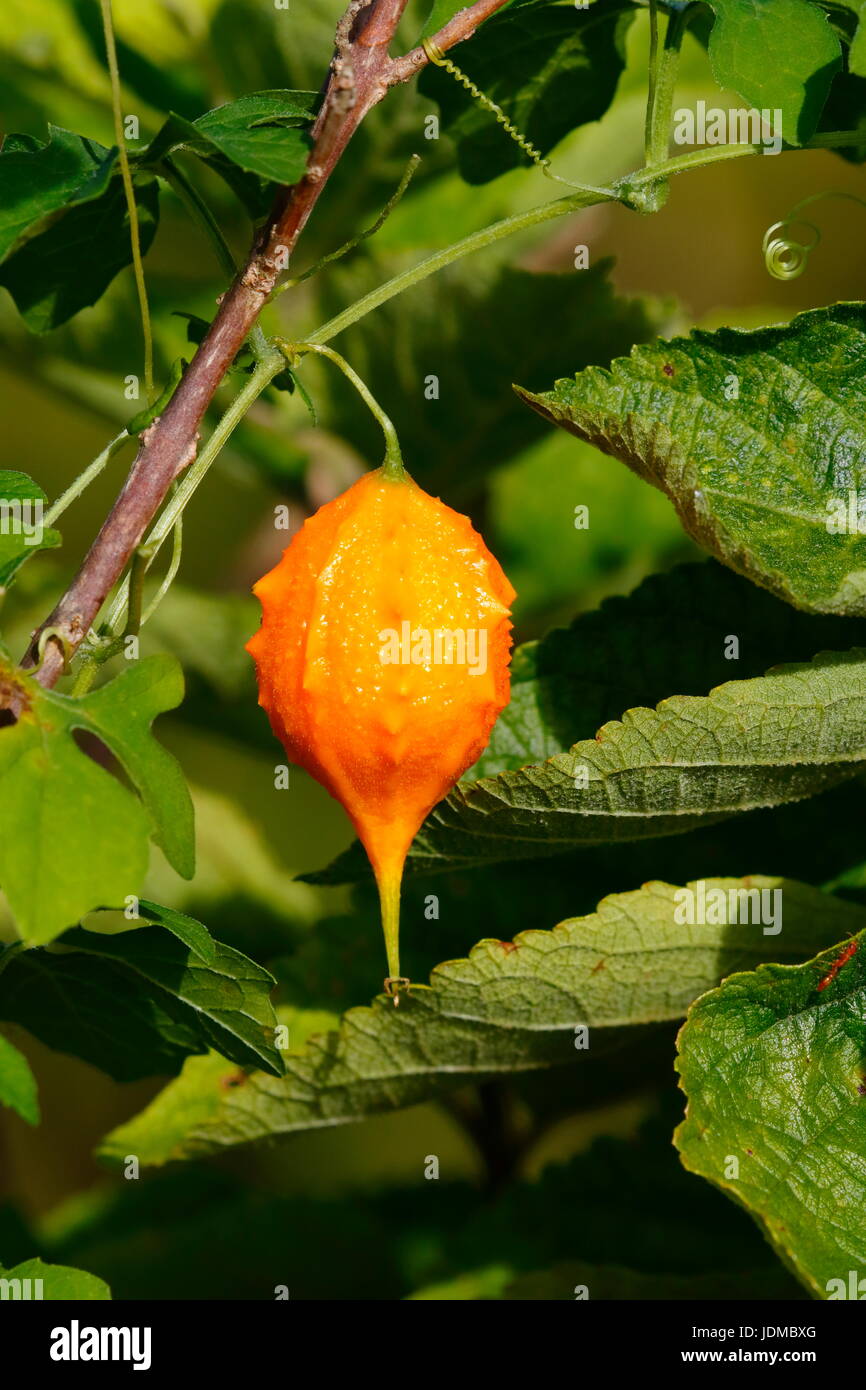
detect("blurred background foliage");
top-left (1, 0), bottom-right (864, 1298)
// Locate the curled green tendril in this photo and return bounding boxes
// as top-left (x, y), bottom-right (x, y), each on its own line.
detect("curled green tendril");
top-left (762, 220), bottom-right (820, 281)
top-left (763, 191), bottom-right (866, 281)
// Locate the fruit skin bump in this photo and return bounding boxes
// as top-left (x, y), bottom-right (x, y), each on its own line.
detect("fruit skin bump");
top-left (246, 465), bottom-right (515, 989)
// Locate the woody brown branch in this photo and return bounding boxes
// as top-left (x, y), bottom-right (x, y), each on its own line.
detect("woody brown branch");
top-left (16, 0), bottom-right (510, 698)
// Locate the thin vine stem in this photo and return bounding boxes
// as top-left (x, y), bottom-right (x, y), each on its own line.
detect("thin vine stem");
top-left (284, 341), bottom-right (405, 476)
top-left (645, 0), bottom-right (660, 163)
top-left (272, 153), bottom-right (423, 296)
top-left (644, 3), bottom-right (695, 171)
top-left (99, 0), bottom-right (154, 399)
top-left (44, 430), bottom-right (130, 527)
top-left (308, 186), bottom-right (612, 346)
top-left (307, 129), bottom-right (864, 348)
top-left (140, 518), bottom-right (183, 627)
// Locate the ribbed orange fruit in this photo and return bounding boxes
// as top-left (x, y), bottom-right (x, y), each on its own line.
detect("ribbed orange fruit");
top-left (246, 465), bottom-right (515, 992)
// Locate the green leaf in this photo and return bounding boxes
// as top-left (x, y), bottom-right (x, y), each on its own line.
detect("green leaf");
top-left (193, 91), bottom-right (315, 182)
top-left (475, 559), bottom-right (866, 778)
top-left (704, 0), bottom-right (841, 144)
top-left (0, 1032), bottom-right (39, 1125)
top-left (136, 898), bottom-right (216, 964)
top-left (0, 1257), bottom-right (110, 1299)
top-left (358, 648), bottom-right (866, 874)
top-left (831, 1), bottom-right (866, 76)
top-left (0, 126), bottom-right (117, 263)
top-left (0, 947), bottom-right (210, 1081)
top-left (0, 655), bottom-right (194, 944)
top-left (320, 259), bottom-right (672, 501)
top-left (62, 920), bottom-right (283, 1074)
top-left (0, 911), bottom-right (283, 1080)
top-left (419, 0), bottom-right (635, 183)
top-left (0, 171), bottom-right (160, 332)
top-left (520, 304), bottom-right (866, 615)
top-left (0, 470), bottom-right (61, 587)
top-left (309, 560), bottom-right (866, 885)
top-left (139, 90), bottom-right (316, 196)
top-left (676, 924), bottom-right (866, 1298)
top-left (97, 877), bottom-right (859, 1162)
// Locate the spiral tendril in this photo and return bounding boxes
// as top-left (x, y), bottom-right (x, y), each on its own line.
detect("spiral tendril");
top-left (763, 191), bottom-right (866, 281)
top-left (762, 221), bottom-right (820, 281)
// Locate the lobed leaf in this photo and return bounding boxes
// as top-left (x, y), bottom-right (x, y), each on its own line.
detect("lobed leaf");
top-left (0, 655), bottom-right (194, 944)
top-left (0, 470), bottom-right (61, 588)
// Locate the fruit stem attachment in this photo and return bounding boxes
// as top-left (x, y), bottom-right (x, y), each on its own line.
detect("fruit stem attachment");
top-left (278, 340), bottom-right (405, 478)
top-left (377, 868), bottom-right (409, 1005)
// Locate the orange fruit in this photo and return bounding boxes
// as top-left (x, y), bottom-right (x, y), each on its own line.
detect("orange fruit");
top-left (247, 465), bottom-right (515, 992)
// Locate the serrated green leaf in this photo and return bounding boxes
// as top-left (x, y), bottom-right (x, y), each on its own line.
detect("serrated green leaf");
top-left (0, 1257), bottom-right (110, 1300)
top-left (475, 559), bottom-right (866, 778)
top-left (520, 304), bottom-right (866, 615)
top-left (97, 877), bottom-right (859, 1162)
top-left (0, 172), bottom-right (159, 332)
top-left (366, 648), bottom-right (866, 874)
top-left (0, 911), bottom-right (283, 1080)
top-left (309, 563), bottom-right (866, 886)
top-left (0, 1032), bottom-right (39, 1125)
top-left (419, 0), bottom-right (635, 184)
top-left (0, 126), bottom-right (117, 262)
top-left (0, 655), bottom-right (193, 944)
top-left (676, 924), bottom-right (866, 1298)
top-left (0, 470), bottom-right (61, 587)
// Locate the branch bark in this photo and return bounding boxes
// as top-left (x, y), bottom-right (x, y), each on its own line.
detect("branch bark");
top-left (15, 0), bottom-right (511, 698)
